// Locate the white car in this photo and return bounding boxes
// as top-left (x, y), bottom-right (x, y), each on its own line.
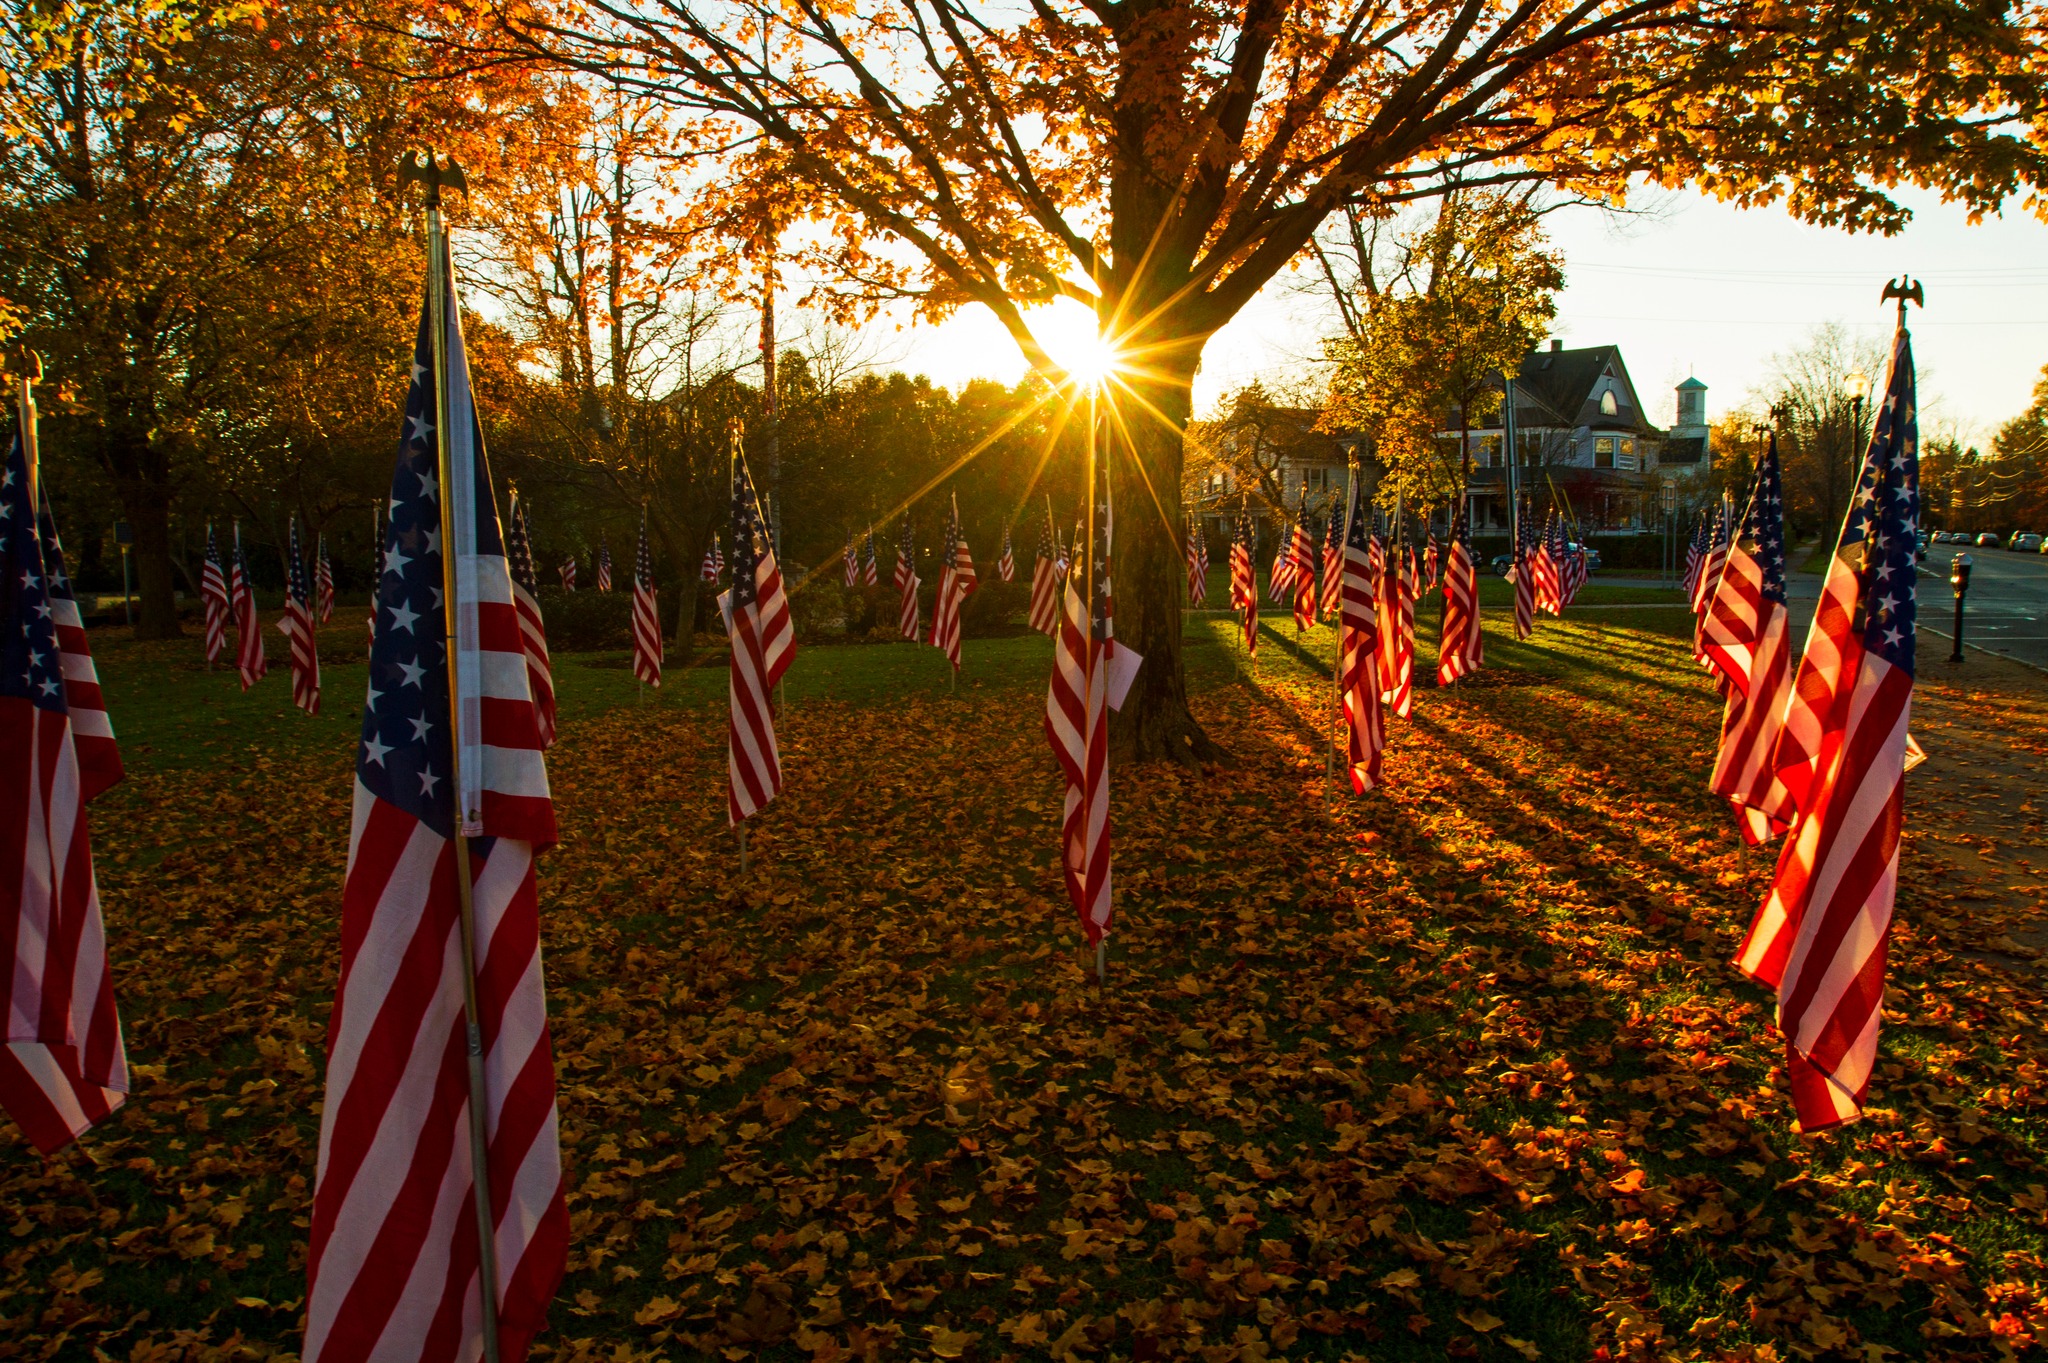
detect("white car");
top-left (2013, 533), bottom-right (2045, 553)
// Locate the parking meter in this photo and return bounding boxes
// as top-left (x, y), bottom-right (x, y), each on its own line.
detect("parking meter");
top-left (1949, 553), bottom-right (1971, 663)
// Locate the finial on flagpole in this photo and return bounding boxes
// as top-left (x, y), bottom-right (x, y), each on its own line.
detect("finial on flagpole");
top-left (1881, 277), bottom-right (1924, 324)
top-left (398, 150), bottom-right (470, 208)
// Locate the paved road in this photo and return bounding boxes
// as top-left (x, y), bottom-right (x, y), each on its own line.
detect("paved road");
top-left (1923, 546), bottom-right (2048, 673)
top-left (1605, 548), bottom-right (2048, 672)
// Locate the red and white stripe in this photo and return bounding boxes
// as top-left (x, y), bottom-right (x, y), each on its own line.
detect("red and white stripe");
top-left (202, 529), bottom-right (229, 665)
top-left (231, 525), bottom-right (266, 690)
top-left (1377, 550), bottom-right (1415, 719)
top-left (39, 506), bottom-right (123, 801)
top-left (631, 535), bottom-right (662, 689)
top-left (508, 499), bottom-right (555, 751)
top-left (1510, 538), bottom-right (1535, 641)
top-left (997, 526), bottom-right (1015, 583)
top-left (1045, 528), bottom-right (1110, 945)
top-left (1337, 498), bottom-right (1384, 794)
top-left (929, 502), bottom-right (977, 670)
top-left (1436, 531), bottom-right (1482, 686)
top-left (280, 549), bottom-right (321, 717)
top-left (726, 473), bottom-right (795, 826)
top-left (1287, 519), bottom-right (1316, 632)
top-left (843, 533), bottom-right (859, 588)
top-left (1228, 520), bottom-right (1257, 656)
top-left (1319, 528), bottom-right (1342, 623)
top-left (1711, 604), bottom-right (1796, 845)
top-left (316, 537), bottom-right (336, 623)
top-left (1029, 537), bottom-right (1059, 637)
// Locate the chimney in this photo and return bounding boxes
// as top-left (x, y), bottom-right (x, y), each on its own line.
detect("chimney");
top-left (1550, 339), bottom-right (1563, 352)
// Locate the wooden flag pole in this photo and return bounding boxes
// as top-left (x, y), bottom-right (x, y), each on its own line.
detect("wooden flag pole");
top-left (406, 150), bottom-right (504, 1363)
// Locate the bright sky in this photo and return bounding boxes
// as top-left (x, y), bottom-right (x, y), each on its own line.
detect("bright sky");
top-left (888, 185), bottom-right (2048, 445)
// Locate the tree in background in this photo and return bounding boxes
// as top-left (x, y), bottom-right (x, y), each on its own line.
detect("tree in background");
top-left (1319, 194), bottom-right (1563, 517)
top-left (1183, 380), bottom-right (1334, 522)
top-left (1957, 366), bottom-right (2048, 534)
top-left (490, 0), bottom-right (2047, 762)
top-left (1756, 324), bottom-right (1890, 541)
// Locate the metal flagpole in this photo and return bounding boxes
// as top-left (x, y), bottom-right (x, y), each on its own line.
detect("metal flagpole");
top-left (729, 424), bottom-right (750, 879)
top-left (1085, 387), bottom-right (1105, 986)
top-left (14, 349), bottom-right (41, 517)
top-left (402, 151), bottom-right (504, 1363)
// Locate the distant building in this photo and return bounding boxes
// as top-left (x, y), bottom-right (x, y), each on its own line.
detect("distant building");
top-left (1459, 342), bottom-right (1713, 532)
top-left (1186, 406), bottom-right (1376, 533)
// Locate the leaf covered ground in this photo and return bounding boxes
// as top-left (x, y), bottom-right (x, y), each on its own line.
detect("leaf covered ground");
top-left (5, 607), bottom-right (2048, 1363)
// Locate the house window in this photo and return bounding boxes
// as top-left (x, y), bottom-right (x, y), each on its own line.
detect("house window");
top-left (1594, 436), bottom-right (1616, 469)
top-left (1600, 390), bottom-right (1619, 417)
top-left (1617, 437), bottom-right (1637, 472)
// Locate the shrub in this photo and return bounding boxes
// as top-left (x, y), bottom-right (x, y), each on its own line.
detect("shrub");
top-left (535, 587), bottom-right (637, 650)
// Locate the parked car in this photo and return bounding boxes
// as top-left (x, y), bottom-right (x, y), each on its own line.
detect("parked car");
top-left (1977, 532), bottom-right (2001, 547)
top-left (1567, 542), bottom-right (1603, 571)
top-left (1490, 554), bottom-right (1513, 577)
top-left (2012, 533), bottom-right (2044, 553)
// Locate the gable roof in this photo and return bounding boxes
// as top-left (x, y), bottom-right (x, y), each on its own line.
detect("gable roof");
top-left (1490, 345), bottom-right (1665, 438)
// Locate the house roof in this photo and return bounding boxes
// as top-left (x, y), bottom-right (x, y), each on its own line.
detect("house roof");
top-left (1677, 377), bottom-right (1708, 392)
top-left (1480, 345), bottom-right (1665, 438)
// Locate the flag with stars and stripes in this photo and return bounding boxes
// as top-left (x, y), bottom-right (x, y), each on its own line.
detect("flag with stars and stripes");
top-left (1738, 319), bottom-right (1920, 1132)
top-left (1509, 516), bottom-right (1536, 641)
top-left (278, 520), bottom-right (321, 715)
top-left (0, 424), bottom-right (130, 1154)
top-left (231, 523), bottom-right (266, 689)
top-left (1286, 498), bottom-right (1317, 632)
top-left (724, 458), bottom-right (796, 823)
top-left (315, 534), bottom-right (336, 623)
top-left (929, 495), bottom-right (978, 669)
top-left (631, 516), bottom-right (662, 687)
top-left (1423, 529), bottom-right (1440, 595)
top-left (1185, 515), bottom-right (1206, 605)
top-left (699, 540), bottom-right (721, 582)
top-left (1319, 507), bottom-right (1343, 622)
top-left (1029, 511), bottom-right (1061, 636)
top-left (504, 494), bottom-right (556, 749)
top-left (1229, 508), bottom-right (1257, 656)
top-left (1337, 477), bottom-right (1384, 793)
top-left (1709, 432), bottom-right (1796, 845)
top-left (1376, 541), bottom-right (1415, 718)
top-left (1692, 497), bottom-right (1733, 667)
top-left (595, 541), bottom-right (613, 592)
top-left (843, 530), bottom-right (859, 588)
top-left (997, 523), bottom-right (1016, 582)
top-left (1437, 507), bottom-right (1483, 686)
top-left (860, 527), bottom-right (878, 586)
top-left (306, 259), bottom-right (565, 1363)
top-left (1046, 469), bottom-right (1123, 946)
top-left (201, 524), bottom-right (229, 666)
top-left (1533, 510), bottom-right (1563, 616)
top-left (1679, 510), bottom-right (1709, 600)
top-left (558, 553), bottom-right (577, 592)
top-left (38, 494), bottom-right (123, 799)
top-left (894, 517), bottom-right (920, 640)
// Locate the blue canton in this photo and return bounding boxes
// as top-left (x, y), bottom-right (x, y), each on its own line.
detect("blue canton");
top-left (36, 492), bottom-right (76, 605)
top-left (360, 302), bottom-right (456, 838)
top-left (1844, 330), bottom-right (1919, 678)
top-left (288, 520), bottom-right (312, 607)
top-left (1747, 435), bottom-right (1789, 607)
top-left (731, 463), bottom-right (766, 613)
top-left (505, 503), bottom-right (539, 594)
top-left (1, 434), bottom-right (64, 716)
top-left (636, 517), bottom-right (654, 589)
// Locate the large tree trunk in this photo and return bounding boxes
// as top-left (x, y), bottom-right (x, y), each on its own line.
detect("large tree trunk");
top-left (1106, 353), bottom-right (1228, 767)
top-left (99, 425), bottom-right (183, 639)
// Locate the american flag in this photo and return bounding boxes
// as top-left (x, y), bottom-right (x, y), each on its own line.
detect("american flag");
top-left (1287, 498), bottom-right (1317, 631)
top-left (1229, 507), bottom-right (1257, 656)
top-left (1029, 511), bottom-right (1061, 636)
top-left (1376, 543), bottom-right (1415, 718)
top-left (279, 520), bottom-right (321, 715)
top-left (1533, 510), bottom-right (1563, 616)
top-left (1679, 510), bottom-right (1709, 600)
top-left (1267, 530), bottom-right (1289, 606)
top-left (1319, 507), bottom-right (1343, 622)
top-left (231, 523), bottom-right (266, 689)
top-left (843, 530), bottom-right (859, 588)
top-left (860, 527), bottom-right (878, 586)
top-left (0, 423), bottom-right (130, 1154)
top-left (36, 493), bottom-right (123, 799)
top-left (504, 495), bottom-right (557, 749)
top-left (631, 515), bottom-right (663, 687)
top-left (315, 533), bottom-right (335, 623)
top-left (1045, 468), bottom-right (1114, 945)
top-left (1708, 432), bottom-right (1795, 844)
top-left (1436, 506), bottom-right (1483, 685)
top-left (595, 541), bottom-right (613, 592)
top-left (1336, 478), bottom-right (1384, 793)
top-left (1562, 529), bottom-right (1589, 607)
top-left (724, 456), bottom-right (795, 824)
top-left (929, 495), bottom-right (977, 669)
top-left (1184, 515), bottom-right (1202, 604)
top-left (700, 539), bottom-right (722, 582)
top-left (894, 517), bottom-right (920, 640)
top-left (559, 553), bottom-right (578, 591)
top-left (201, 524), bottom-right (229, 666)
top-left (1694, 496), bottom-right (1733, 665)
top-left (307, 269), bottom-right (566, 1363)
top-left (1510, 517), bottom-right (1536, 641)
top-left (998, 523), bottom-right (1016, 582)
top-left (1738, 321), bottom-right (1919, 1131)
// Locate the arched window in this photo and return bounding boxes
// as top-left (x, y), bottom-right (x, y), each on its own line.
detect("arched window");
top-left (1600, 389), bottom-right (1619, 417)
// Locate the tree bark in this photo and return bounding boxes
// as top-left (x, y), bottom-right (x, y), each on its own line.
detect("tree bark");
top-left (1106, 352), bottom-right (1229, 767)
top-left (96, 423), bottom-right (183, 639)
